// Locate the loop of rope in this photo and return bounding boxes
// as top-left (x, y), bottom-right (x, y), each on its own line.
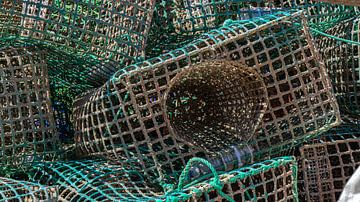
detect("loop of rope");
top-left (165, 157), bottom-right (235, 202)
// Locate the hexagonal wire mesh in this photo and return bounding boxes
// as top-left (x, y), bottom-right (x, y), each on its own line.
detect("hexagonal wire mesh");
top-left (316, 16), bottom-right (360, 123)
top-left (0, 177), bottom-right (58, 201)
top-left (26, 157), bottom-right (297, 201)
top-left (297, 123), bottom-right (360, 201)
top-left (0, 46), bottom-right (59, 167)
top-left (72, 11), bottom-right (340, 183)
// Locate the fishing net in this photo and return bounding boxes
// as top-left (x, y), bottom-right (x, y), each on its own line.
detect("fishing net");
top-left (0, 45), bottom-right (59, 167)
top-left (23, 157), bottom-right (297, 201)
top-left (317, 16), bottom-right (360, 123)
top-left (73, 11), bottom-right (340, 183)
top-left (0, 177), bottom-right (58, 201)
top-left (297, 123), bottom-right (360, 201)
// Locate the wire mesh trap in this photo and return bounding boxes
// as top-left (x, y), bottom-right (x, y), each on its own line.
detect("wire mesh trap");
top-left (73, 11), bottom-right (340, 183)
top-left (0, 45), bottom-right (59, 167)
top-left (0, 177), bottom-right (58, 201)
top-left (316, 16), bottom-right (360, 123)
top-left (297, 123), bottom-right (360, 202)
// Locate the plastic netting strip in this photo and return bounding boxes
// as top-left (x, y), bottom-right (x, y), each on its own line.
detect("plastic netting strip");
top-left (0, 177), bottom-right (58, 201)
top-left (72, 11), bottom-right (340, 183)
top-left (297, 123), bottom-right (360, 201)
top-left (0, 45), bottom-right (59, 167)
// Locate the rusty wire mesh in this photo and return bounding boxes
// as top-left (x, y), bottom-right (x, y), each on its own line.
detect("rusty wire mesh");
top-left (297, 123), bottom-right (360, 201)
top-left (0, 177), bottom-right (58, 201)
top-left (72, 11), bottom-right (340, 183)
top-left (0, 46), bottom-right (59, 167)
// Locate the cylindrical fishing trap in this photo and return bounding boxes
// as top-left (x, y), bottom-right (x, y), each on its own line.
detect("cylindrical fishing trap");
top-left (164, 60), bottom-right (267, 152)
top-left (73, 11), bottom-right (340, 183)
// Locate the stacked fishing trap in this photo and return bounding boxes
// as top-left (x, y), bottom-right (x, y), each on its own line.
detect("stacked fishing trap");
top-left (0, 0), bottom-right (359, 201)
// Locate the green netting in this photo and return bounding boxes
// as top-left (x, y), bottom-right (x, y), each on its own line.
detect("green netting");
top-left (0, 177), bottom-right (58, 201)
top-left (72, 11), bottom-right (340, 184)
top-left (316, 16), bottom-right (360, 123)
top-left (20, 156), bottom-right (297, 201)
top-left (297, 123), bottom-right (360, 201)
top-left (0, 45), bottom-right (59, 168)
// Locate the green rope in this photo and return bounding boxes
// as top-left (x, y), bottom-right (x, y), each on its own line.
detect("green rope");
top-left (165, 157), bottom-right (235, 202)
top-left (310, 27), bottom-right (360, 46)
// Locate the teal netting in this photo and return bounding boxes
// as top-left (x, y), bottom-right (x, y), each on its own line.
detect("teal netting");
top-left (72, 11), bottom-right (340, 184)
top-left (20, 157), bottom-right (297, 201)
top-left (0, 177), bottom-right (58, 201)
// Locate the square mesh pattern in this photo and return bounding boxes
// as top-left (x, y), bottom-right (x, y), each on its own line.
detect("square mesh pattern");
top-left (0, 0), bottom-right (156, 64)
top-left (73, 12), bottom-right (340, 183)
top-left (30, 159), bottom-right (163, 201)
top-left (28, 157), bottom-right (296, 201)
top-left (317, 17), bottom-right (360, 122)
top-left (0, 46), bottom-right (58, 166)
top-left (168, 157), bottom-right (298, 202)
top-left (0, 177), bottom-right (58, 201)
top-left (298, 124), bottom-right (360, 201)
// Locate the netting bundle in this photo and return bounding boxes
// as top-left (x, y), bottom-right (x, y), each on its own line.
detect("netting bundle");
top-left (297, 123), bottom-right (360, 201)
top-left (29, 159), bottom-right (162, 201)
top-left (73, 11), bottom-right (340, 183)
top-left (0, 46), bottom-right (59, 167)
top-left (22, 157), bottom-right (297, 201)
top-left (0, 177), bottom-right (58, 201)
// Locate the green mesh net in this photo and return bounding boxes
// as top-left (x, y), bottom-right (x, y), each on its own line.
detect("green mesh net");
top-left (15, 156), bottom-right (297, 201)
top-left (0, 177), bottom-right (58, 201)
top-left (297, 123), bottom-right (360, 201)
top-left (0, 0), bottom-right (359, 201)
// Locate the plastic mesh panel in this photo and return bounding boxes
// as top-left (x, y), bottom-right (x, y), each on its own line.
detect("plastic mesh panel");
top-left (0, 46), bottom-right (58, 167)
top-left (317, 17), bottom-right (360, 123)
top-left (0, 177), bottom-right (58, 201)
top-left (167, 156), bottom-right (298, 202)
top-left (297, 123), bottom-right (360, 201)
top-left (0, 0), bottom-right (156, 64)
top-left (314, 0), bottom-right (360, 6)
top-left (73, 12), bottom-right (340, 183)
